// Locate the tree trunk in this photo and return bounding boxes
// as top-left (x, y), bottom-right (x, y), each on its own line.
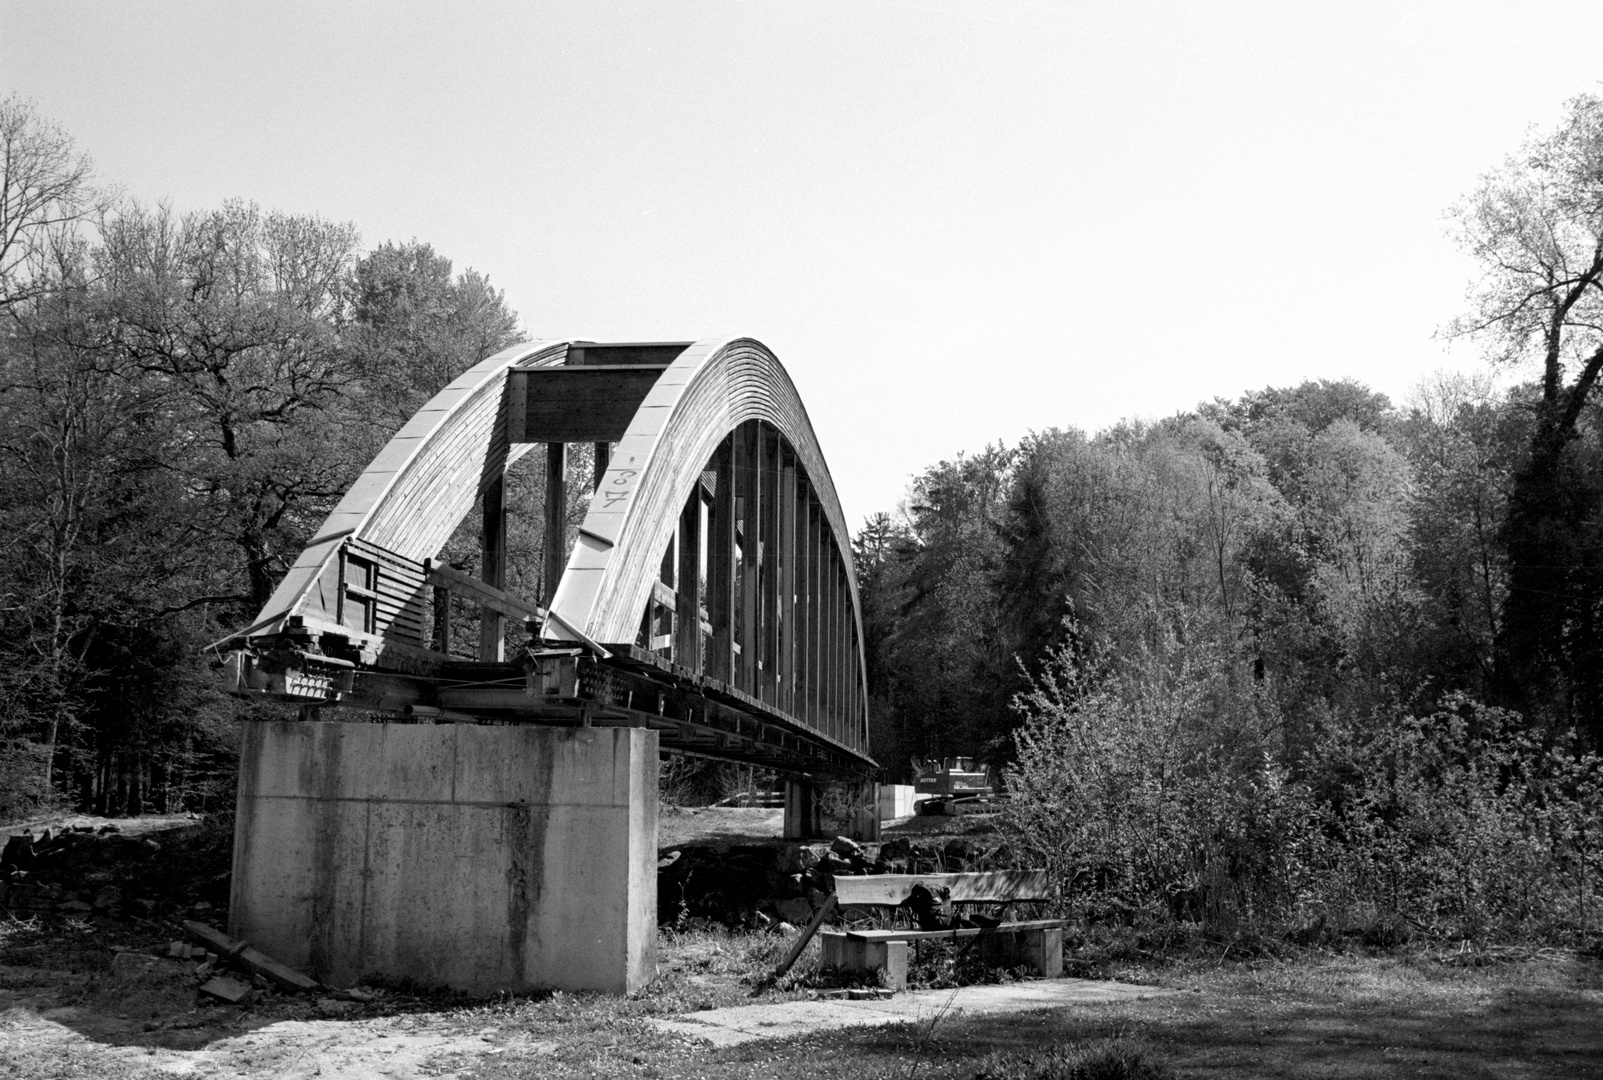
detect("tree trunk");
top-left (1496, 411), bottom-right (1603, 743)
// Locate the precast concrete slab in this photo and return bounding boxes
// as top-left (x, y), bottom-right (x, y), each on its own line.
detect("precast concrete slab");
top-left (648, 978), bottom-right (1177, 1047)
top-left (230, 720), bottom-right (657, 995)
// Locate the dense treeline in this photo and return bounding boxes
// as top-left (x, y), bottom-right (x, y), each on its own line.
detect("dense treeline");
top-left (857, 377), bottom-right (1521, 770)
top-left (856, 97), bottom-right (1603, 944)
top-left (0, 97), bottom-right (528, 818)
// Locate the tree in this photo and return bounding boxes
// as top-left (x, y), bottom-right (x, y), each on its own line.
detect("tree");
top-left (99, 200), bottom-right (364, 609)
top-left (1448, 94), bottom-right (1603, 737)
top-left (864, 447), bottom-right (1014, 771)
top-left (0, 95), bottom-right (108, 311)
top-left (0, 233), bottom-right (202, 808)
top-left (347, 240), bottom-right (522, 435)
top-left (1398, 373), bottom-right (1519, 695)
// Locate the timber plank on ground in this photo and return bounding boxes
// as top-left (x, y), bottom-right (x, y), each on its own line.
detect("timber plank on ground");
top-left (182, 920), bottom-right (320, 992)
top-left (832, 871), bottom-right (1051, 907)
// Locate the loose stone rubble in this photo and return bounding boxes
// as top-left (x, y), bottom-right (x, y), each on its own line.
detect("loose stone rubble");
top-left (1, 820), bottom-right (231, 921)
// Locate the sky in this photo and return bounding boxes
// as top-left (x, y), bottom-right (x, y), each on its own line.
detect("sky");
top-left (6, 1), bottom-right (1603, 529)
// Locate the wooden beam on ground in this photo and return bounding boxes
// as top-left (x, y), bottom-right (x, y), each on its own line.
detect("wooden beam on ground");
top-left (771, 894), bottom-right (837, 980)
top-left (832, 872), bottom-right (1052, 907)
top-left (182, 920), bottom-right (320, 992)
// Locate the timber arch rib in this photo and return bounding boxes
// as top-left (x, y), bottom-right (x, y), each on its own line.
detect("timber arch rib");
top-left (223, 337), bottom-right (875, 779)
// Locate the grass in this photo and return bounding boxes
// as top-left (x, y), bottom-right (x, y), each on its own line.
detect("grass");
top-left (3, 914), bottom-right (1602, 1078)
top-left (971, 1034), bottom-right (1172, 1080)
top-left (453, 940), bottom-right (1603, 1079)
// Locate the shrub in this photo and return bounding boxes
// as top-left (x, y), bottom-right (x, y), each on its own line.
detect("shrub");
top-left (1004, 625), bottom-right (1603, 945)
top-left (1003, 621), bottom-right (1319, 933)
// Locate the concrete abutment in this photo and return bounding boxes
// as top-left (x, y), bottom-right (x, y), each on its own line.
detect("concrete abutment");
top-left (230, 721), bottom-right (657, 995)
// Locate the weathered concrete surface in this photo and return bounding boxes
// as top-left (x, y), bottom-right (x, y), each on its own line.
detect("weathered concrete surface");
top-left (878, 784), bottom-right (917, 820)
top-left (230, 721), bottom-right (657, 994)
top-left (785, 778), bottom-right (879, 841)
top-left (649, 979), bottom-right (1176, 1047)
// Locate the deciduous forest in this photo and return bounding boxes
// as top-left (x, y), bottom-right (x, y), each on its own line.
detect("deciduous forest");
top-left (5, 92), bottom-right (1603, 946)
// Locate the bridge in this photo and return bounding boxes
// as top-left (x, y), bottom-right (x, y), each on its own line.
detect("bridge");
top-left (217, 337), bottom-right (876, 995)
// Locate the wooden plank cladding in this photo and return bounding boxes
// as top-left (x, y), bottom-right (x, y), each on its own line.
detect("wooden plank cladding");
top-left (507, 365), bottom-right (671, 444)
top-left (338, 537), bottom-right (429, 645)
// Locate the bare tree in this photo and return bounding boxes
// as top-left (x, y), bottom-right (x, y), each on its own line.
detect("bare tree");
top-left (0, 95), bottom-right (109, 312)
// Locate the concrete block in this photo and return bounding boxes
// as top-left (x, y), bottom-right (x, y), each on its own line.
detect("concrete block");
top-left (818, 932), bottom-right (907, 991)
top-left (878, 785), bottom-right (917, 820)
top-left (230, 721), bottom-right (657, 995)
top-left (979, 926), bottom-right (1063, 978)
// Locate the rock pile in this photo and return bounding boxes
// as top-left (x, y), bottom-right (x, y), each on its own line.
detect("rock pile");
top-left (0, 821), bottom-right (232, 920)
top-left (657, 834), bottom-right (1015, 929)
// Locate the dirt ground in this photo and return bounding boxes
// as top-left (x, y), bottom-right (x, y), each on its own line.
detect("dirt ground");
top-left (657, 806), bottom-right (784, 847)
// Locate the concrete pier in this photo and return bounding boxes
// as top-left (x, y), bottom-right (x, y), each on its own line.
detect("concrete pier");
top-left (229, 721), bottom-right (657, 995)
top-left (784, 777), bottom-right (879, 841)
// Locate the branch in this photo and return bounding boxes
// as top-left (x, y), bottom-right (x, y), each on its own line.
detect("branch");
top-left (1560, 342), bottom-right (1603, 435)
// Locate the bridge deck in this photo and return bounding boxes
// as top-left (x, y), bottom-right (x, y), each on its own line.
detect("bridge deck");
top-left (429, 646), bottom-right (875, 777)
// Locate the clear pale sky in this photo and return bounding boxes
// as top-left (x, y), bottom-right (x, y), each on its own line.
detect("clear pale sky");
top-left (6, 2), bottom-right (1603, 528)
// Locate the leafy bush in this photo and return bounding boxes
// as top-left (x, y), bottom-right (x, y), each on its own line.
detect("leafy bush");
top-left (1003, 621), bottom-right (1318, 931)
top-left (1004, 626), bottom-right (1603, 945)
top-left (1306, 695), bottom-right (1602, 943)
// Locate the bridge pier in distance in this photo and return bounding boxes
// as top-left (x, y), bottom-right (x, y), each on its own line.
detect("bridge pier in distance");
top-left (229, 720), bottom-right (657, 995)
top-left (784, 777), bottom-right (880, 842)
